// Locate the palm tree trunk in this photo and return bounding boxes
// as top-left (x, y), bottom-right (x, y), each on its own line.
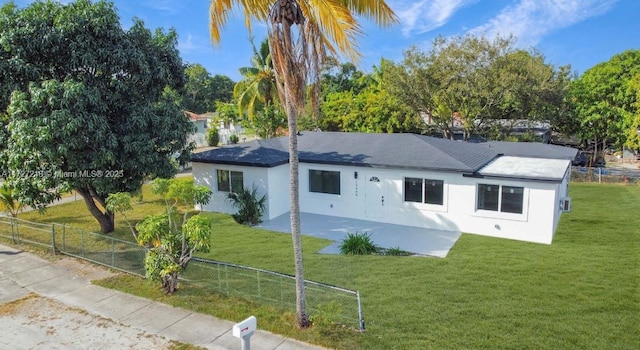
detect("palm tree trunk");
top-left (286, 102), bottom-right (309, 328)
top-left (268, 3), bottom-right (310, 328)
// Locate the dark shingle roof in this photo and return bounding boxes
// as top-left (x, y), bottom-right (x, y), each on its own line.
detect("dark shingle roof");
top-left (191, 132), bottom-right (577, 173)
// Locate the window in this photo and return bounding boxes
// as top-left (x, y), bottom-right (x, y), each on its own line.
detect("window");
top-left (404, 177), bottom-right (423, 202)
top-left (501, 186), bottom-right (524, 213)
top-left (404, 178), bottom-right (444, 205)
top-left (477, 184), bottom-right (524, 214)
top-left (217, 170), bottom-right (243, 192)
top-left (309, 170), bottom-right (340, 195)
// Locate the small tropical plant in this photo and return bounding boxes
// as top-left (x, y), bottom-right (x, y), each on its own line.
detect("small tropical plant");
top-left (229, 133), bottom-right (240, 144)
top-left (227, 185), bottom-right (267, 225)
top-left (0, 185), bottom-right (22, 217)
top-left (339, 231), bottom-right (378, 255)
top-left (384, 246), bottom-right (412, 256)
top-left (107, 178), bottom-right (213, 294)
top-left (207, 127), bottom-right (220, 146)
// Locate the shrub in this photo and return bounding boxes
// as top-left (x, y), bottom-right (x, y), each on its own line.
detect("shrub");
top-left (207, 127), bottom-right (220, 146)
top-left (384, 246), bottom-right (412, 256)
top-left (229, 133), bottom-right (239, 144)
top-left (339, 232), bottom-right (378, 255)
top-left (227, 185), bottom-right (267, 225)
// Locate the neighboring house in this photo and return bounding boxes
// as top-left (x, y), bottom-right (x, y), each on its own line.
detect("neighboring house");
top-left (218, 119), bottom-right (245, 145)
top-left (192, 132), bottom-right (578, 245)
top-left (184, 111), bottom-right (209, 147)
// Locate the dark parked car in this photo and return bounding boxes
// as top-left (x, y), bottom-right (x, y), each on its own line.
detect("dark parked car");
top-left (572, 151), bottom-right (605, 167)
top-left (572, 152), bottom-right (589, 166)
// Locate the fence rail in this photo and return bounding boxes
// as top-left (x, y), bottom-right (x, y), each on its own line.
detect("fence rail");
top-left (0, 215), bottom-right (364, 331)
top-left (572, 167), bottom-right (640, 184)
top-left (186, 257), bottom-right (364, 331)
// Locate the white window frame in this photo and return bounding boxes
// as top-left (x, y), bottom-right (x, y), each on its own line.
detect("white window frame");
top-left (308, 169), bottom-right (341, 196)
top-left (217, 169), bottom-right (243, 193)
top-left (474, 182), bottom-right (529, 221)
top-left (402, 177), bottom-right (448, 212)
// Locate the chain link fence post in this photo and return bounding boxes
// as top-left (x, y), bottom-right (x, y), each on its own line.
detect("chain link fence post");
top-left (10, 216), bottom-right (16, 243)
top-left (357, 291), bottom-right (365, 332)
top-left (51, 223), bottom-right (56, 254)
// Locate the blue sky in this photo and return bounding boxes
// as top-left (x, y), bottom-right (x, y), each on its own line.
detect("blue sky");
top-left (8, 0), bottom-right (640, 82)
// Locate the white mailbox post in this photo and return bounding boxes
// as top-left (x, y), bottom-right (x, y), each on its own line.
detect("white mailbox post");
top-left (232, 316), bottom-right (257, 350)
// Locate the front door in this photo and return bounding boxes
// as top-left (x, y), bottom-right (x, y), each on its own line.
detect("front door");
top-left (365, 174), bottom-right (385, 219)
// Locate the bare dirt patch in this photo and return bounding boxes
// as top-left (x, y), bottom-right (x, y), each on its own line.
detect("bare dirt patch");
top-left (0, 294), bottom-right (174, 349)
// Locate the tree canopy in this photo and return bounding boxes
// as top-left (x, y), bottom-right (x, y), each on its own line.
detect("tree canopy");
top-left (385, 35), bottom-right (570, 140)
top-left (182, 63), bottom-right (234, 113)
top-left (571, 49), bottom-right (640, 152)
top-left (0, 0), bottom-right (193, 233)
top-left (319, 59), bottom-right (421, 133)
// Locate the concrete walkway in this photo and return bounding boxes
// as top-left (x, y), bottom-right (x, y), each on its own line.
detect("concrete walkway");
top-left (258, 212), bottom-right (461, 258)
top-left (0, 244), bottom-right (325, 350)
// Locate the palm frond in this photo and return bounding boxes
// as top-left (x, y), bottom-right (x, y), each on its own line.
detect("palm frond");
top-left (340, 0), bottom-right (398, 26)
top-left (209, 0), bottom-right (271, 44)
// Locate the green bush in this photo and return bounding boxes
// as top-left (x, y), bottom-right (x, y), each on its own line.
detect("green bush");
top-left (383, 246), bottom-right (412, 256)
top-left (207, 127), bottom-right (220, 146)
top-left (229, 133), bottom-right (239, 144)
top-left (339, 231), bottom-right (378, 255)
top-left (226, 185), bottom-right (267, 225)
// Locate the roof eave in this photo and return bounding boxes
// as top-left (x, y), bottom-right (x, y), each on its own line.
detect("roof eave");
top-left (190, 158), bottom-right (285, 168)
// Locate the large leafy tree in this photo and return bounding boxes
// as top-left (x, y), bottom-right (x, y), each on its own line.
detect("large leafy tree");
top-left (571, 50), bottom-right (640, 155)
top-left (321, 58), bottom-right (367, 96)
top-left (386, 35), bottom-right (566, 140)
top-left (0, 0), bottom-right (193, 233)
top-left (210, 0), bottom-right (397, 328)
top-left (183, 63), bottom-right (235, 113)
top-left (321, 59), bottom-right (420, 133)
top-left (489, 50), bottom-right (572, 139)
top-left (625, 72), bottom-right (640, 151)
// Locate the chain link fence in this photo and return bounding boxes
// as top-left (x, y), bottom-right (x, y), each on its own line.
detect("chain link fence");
top-left (0, 215), bottom-right (365, 331)
top-left (185, 257), bottom-right (364, 331)
top-left (572, 167), bottom-right (640, 184)
top-left (0, 215), bottom-right (146, 276)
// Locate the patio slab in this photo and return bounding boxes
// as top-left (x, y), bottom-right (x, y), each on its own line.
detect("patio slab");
top-left (258, 212), bottom-right (461, 258)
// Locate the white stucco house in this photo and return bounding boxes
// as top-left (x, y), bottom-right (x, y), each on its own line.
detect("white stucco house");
top-left (192, 132), bottom-right (578, 245)
top-left (184, 111), bottom-right (209, 148)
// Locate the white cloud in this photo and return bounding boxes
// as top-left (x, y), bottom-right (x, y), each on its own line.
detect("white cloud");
top-left (178, 34), bottom-right (207, 53)
top-left (389, 0), bottom-right (475, 36)
top-left (467, 0), bottom-right (618, 47)
top-left (142, 0), bottom-right (182, 14)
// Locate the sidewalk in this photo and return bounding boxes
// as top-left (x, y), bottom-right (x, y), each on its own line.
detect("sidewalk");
top-left (0, 244), bottom-right (325, 350)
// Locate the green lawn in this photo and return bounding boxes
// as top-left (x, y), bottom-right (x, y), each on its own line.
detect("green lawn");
top-left (18, 182), bottom-right (640, 349)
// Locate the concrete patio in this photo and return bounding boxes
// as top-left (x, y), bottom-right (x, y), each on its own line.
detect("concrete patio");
top-left (257, 212), bottom-right (461, 258)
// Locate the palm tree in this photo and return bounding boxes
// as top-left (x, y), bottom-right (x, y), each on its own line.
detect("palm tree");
top-left (234, 37), bottom-right (278, 120)
top-left (210, 0), bottom-right (397, 328)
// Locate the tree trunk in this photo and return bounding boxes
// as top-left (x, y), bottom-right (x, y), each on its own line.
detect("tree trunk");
top-left (286, 94), bottom-right (310, 329)
top-left (162, 272), bottom-right (179, 294)
top-left (268, 2), bottom-right (310, 329)
top-left (75, 186), bottom-right (115, 233)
